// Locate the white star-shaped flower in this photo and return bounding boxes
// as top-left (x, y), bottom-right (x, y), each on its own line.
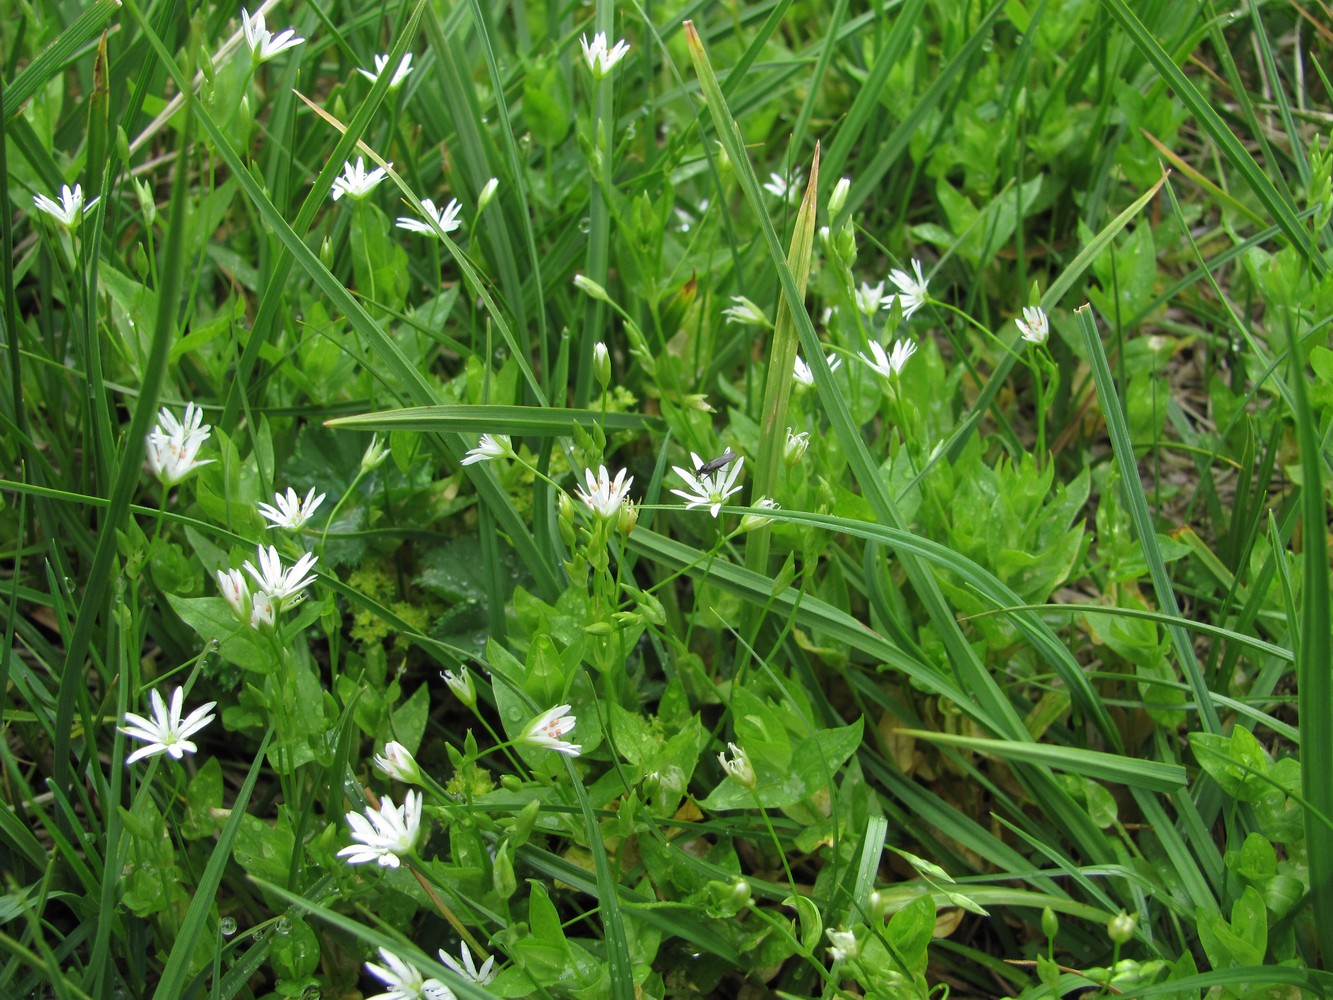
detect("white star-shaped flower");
top-left (120, 686), bottom-right (217, 764)
top-left (396, 198), bottom-right (463, 237)
top-left (363, 947), bottom-right (448, 1000)
top-left (357, 52), bottom-right (415, 90)
top-left (460, 433), bottom-right (511, 466)
top-left (762, 168), bottom-right (803, 204)
top-left (859, 339), bottom-right (917, 379)
top-left (33, 183), bottom-right (99, 228)
top-left (145, 402), bottom-right (213, 487)
top-left (240, 7), bottom-right (304, 63)
top-left (580, 32), bottom-right (630, 78)
top-left (574, 465), bottom-right (633, 519)
top-left (373, 742), bottom-right (422, 785)
top-left (242, 545), bottom-right (318, 604)
top-left (855, 280), bottom-right (886, 317)
top-left (338, 790), bottom-right (423, 868)
top-left (439, 941), bottom-right (497, 985)
top-left (519, 705), bottom-right (581, 757)
top-left (793, 352), bottom-right (842, 387)
top-left (717, 742), bottom-right (756, 788)
top-left (257, 486), bottom-right (326, 531)
top-left (722, 296), bottom-right (769, 327)
top-left (670, 452), bottom-right (745, 518)
top-left (882, 258), bottom-right (929, 320)
top-left (331, 158), bottom-right (391, 202)
top-left (1017, 305), bottom-right (1049, 345)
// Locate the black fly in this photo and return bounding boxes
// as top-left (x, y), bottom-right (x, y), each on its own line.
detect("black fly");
top-left (698, 449), bottom-right (738, 475)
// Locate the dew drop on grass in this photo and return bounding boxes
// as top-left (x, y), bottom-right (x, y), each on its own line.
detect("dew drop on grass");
top-left (578, 217), bottom-right (591, 234)
top-left (219, 917), bottom-right (237, 936)
top-left (275, 916), bottom-right (292, 936)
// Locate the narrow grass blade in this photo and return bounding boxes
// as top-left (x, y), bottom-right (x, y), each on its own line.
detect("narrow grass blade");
top-left (326, 404), bottom-right (659, 435)
top-left (1075, 305), bottom-right (1220, 735)
top-left (2, 1), bottom-right (121, 122)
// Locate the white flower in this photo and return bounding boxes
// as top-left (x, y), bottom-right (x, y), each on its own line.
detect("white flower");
top-left (793, 352), bottom-right (842, 387)
top-left (439, 941), bottom-right (497, 985)
top-left (364, 947), bottom-right (447, 1000)
top-left (374, 742), bottom-right (423, 785)
top-left (396, 198), bottom-right (463, 237)
top-left (859, 339), bottom-right (917, 379)
top-left (722, 296), bottom-right (769, 327)
top-left (740, 497), bottom-right (780, 533)
top-left (882, 258), bottom-right (929, 320)
top-left (240, 7), bottom-right (304, 63)
top-left (120, 686), bottom-right (217, 765)
top-left (477, 176), bottom-right (500, 212)
top-left (763, 169), bottom-right (803, 204)
top-left (250, 590), bottom-right (276, 630)
top-left (441, 667), bottom-right (477, 708)
top-left (717, 742), bottom-right (755, 788)
top-left (216, 568), bottom-right (254, 625)
top-left (520, 705), bottom-right (581, 757)
top-left (338, 790), bottom-right (423, 868)
top-left (592, 341), bottom-right (611, 386)
top-left (257, 486), bottom-right (326, 531)
top-left (580, 32), bottom-right (630, 78)
top-left (32, 183), bottom-right (98, 228)
top-left (784, 428), bottom-right (809, 466)
top-left (826, 928), bottom-right (859, 962)
top-left (145, 402), bottom-right (213, 486)
top-left (460, 433), bottom-right (511, 466)
top-left (669, 452), bottom-right (745, 518)
top-left (331, 157), bottom-right (390, 202)
top-left (357, 52), bottom-right (415, 90)
top-left (855, 280), bottom-right (886, 317)
top-left (1017, 305), bottom-right (1049, 345)
top-left (574, 465), bottom-right (634, 519)
top-left (242, 545), bottom-right (318, 604)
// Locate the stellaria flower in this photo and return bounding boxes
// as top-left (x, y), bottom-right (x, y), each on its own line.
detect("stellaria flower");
top-left (374, 742), bottom-right (423, 785)
top-left (580, 32), bottom-right (630, 78)
top-left (439, 941), bottom-right (497, 985)
top-left (722, 296), bottom-right (769, 327)
top-left (717, 742), bottom-right (756, 788)
top-left (257, 486), bottom-right (326, 530)
top-left (338, 790), bottom-right (423, 868)
top-left (793, 352), bottom-right (843, 387)
top-left (855, 281), bottom-right (886, 317)
top-left (477, 176), bottom-right (500, 212)
top-left (360, 433), bottom-right (390, 473)
top-left (120, 686), bottom-right (217, 764)
top-left (826, 928), bottom-right (859, 962)
top-left (363, 947), bottom-right (446, 1000)
top-left (396, 198), bottom-right (463, 237)
top-left (670, 452), bottom-right (745, 518)
top-left (574, 465), bottom-right (633, 519)
top-left (242, 544), bottom-right (318, 605)
top-left (882, 259), bottom-right (929, 320)
top-left (240, 8), bottom-right (304, 63)
top-left (859, 339), bottom-right (917, 380)
top-left (146, 402), bottom-right (213, 486)
top-left (331, 158), bottom-right (390, 202)
top-left (460, 433), bottom-right (512, 466)
top-left (1017, 305), bottom-right (1049, 345)
top-left (519, 705), bottom-right (581, 757)
top-left (216, 568), bottom-right (273, 630)
top-left (357, 52), bottom-right (415, 90)
top-left (33, 183), bottom-right (99, 228)
top-left (763, 169), bottom-right (803, 204)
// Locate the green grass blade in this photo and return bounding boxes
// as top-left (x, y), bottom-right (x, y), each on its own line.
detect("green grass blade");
top-left (325, 404), bottom-right (660, 435)
top-left (2, 0), bottom-right (121, 122)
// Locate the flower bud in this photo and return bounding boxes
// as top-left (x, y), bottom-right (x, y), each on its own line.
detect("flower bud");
top-left (617, 499), bottom-right (638, 537)
top-left (784, 428), bottom-right (809, 467)
top-left (478, 176), bottom-right (499, 213)
top-left (134, 178), bottom-right (156, 226)
top-left (441, 666), bottom-right (477, 708)
top-left (373, 741), bottom-right (423, 784)
top-left (1042, 906), bottom-right (1059, 940)
top-left (718, 742), bottom-right (756, 789)
top-left (829, 176), bottom-right (851, 216)
top-left (826, 928), bottom-right (859, 962)
top-left (573, 273), bottom-right (610, 302)
top-left (319, 234), bottom-right (334, 269)
top-left (360, 433), bottom-right (389, 473)
top-left (1107, 910), bottom-right (1136, 944)
top-left (740, 497), bottom-right (780, 533)
top-left (116, 126), bottom-right (131, 167)
top-left (492, 839), bottom-right (517, 899)
top-left (593, 341), bottom-right (610, 388)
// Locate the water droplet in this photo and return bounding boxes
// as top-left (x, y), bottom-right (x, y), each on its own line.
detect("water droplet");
top-left (274, 916), bottom-right (292, 936)
top-left (219, 917), bottom-right (237, 936)
top-left (578, 217), bottom-right (592, 234)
